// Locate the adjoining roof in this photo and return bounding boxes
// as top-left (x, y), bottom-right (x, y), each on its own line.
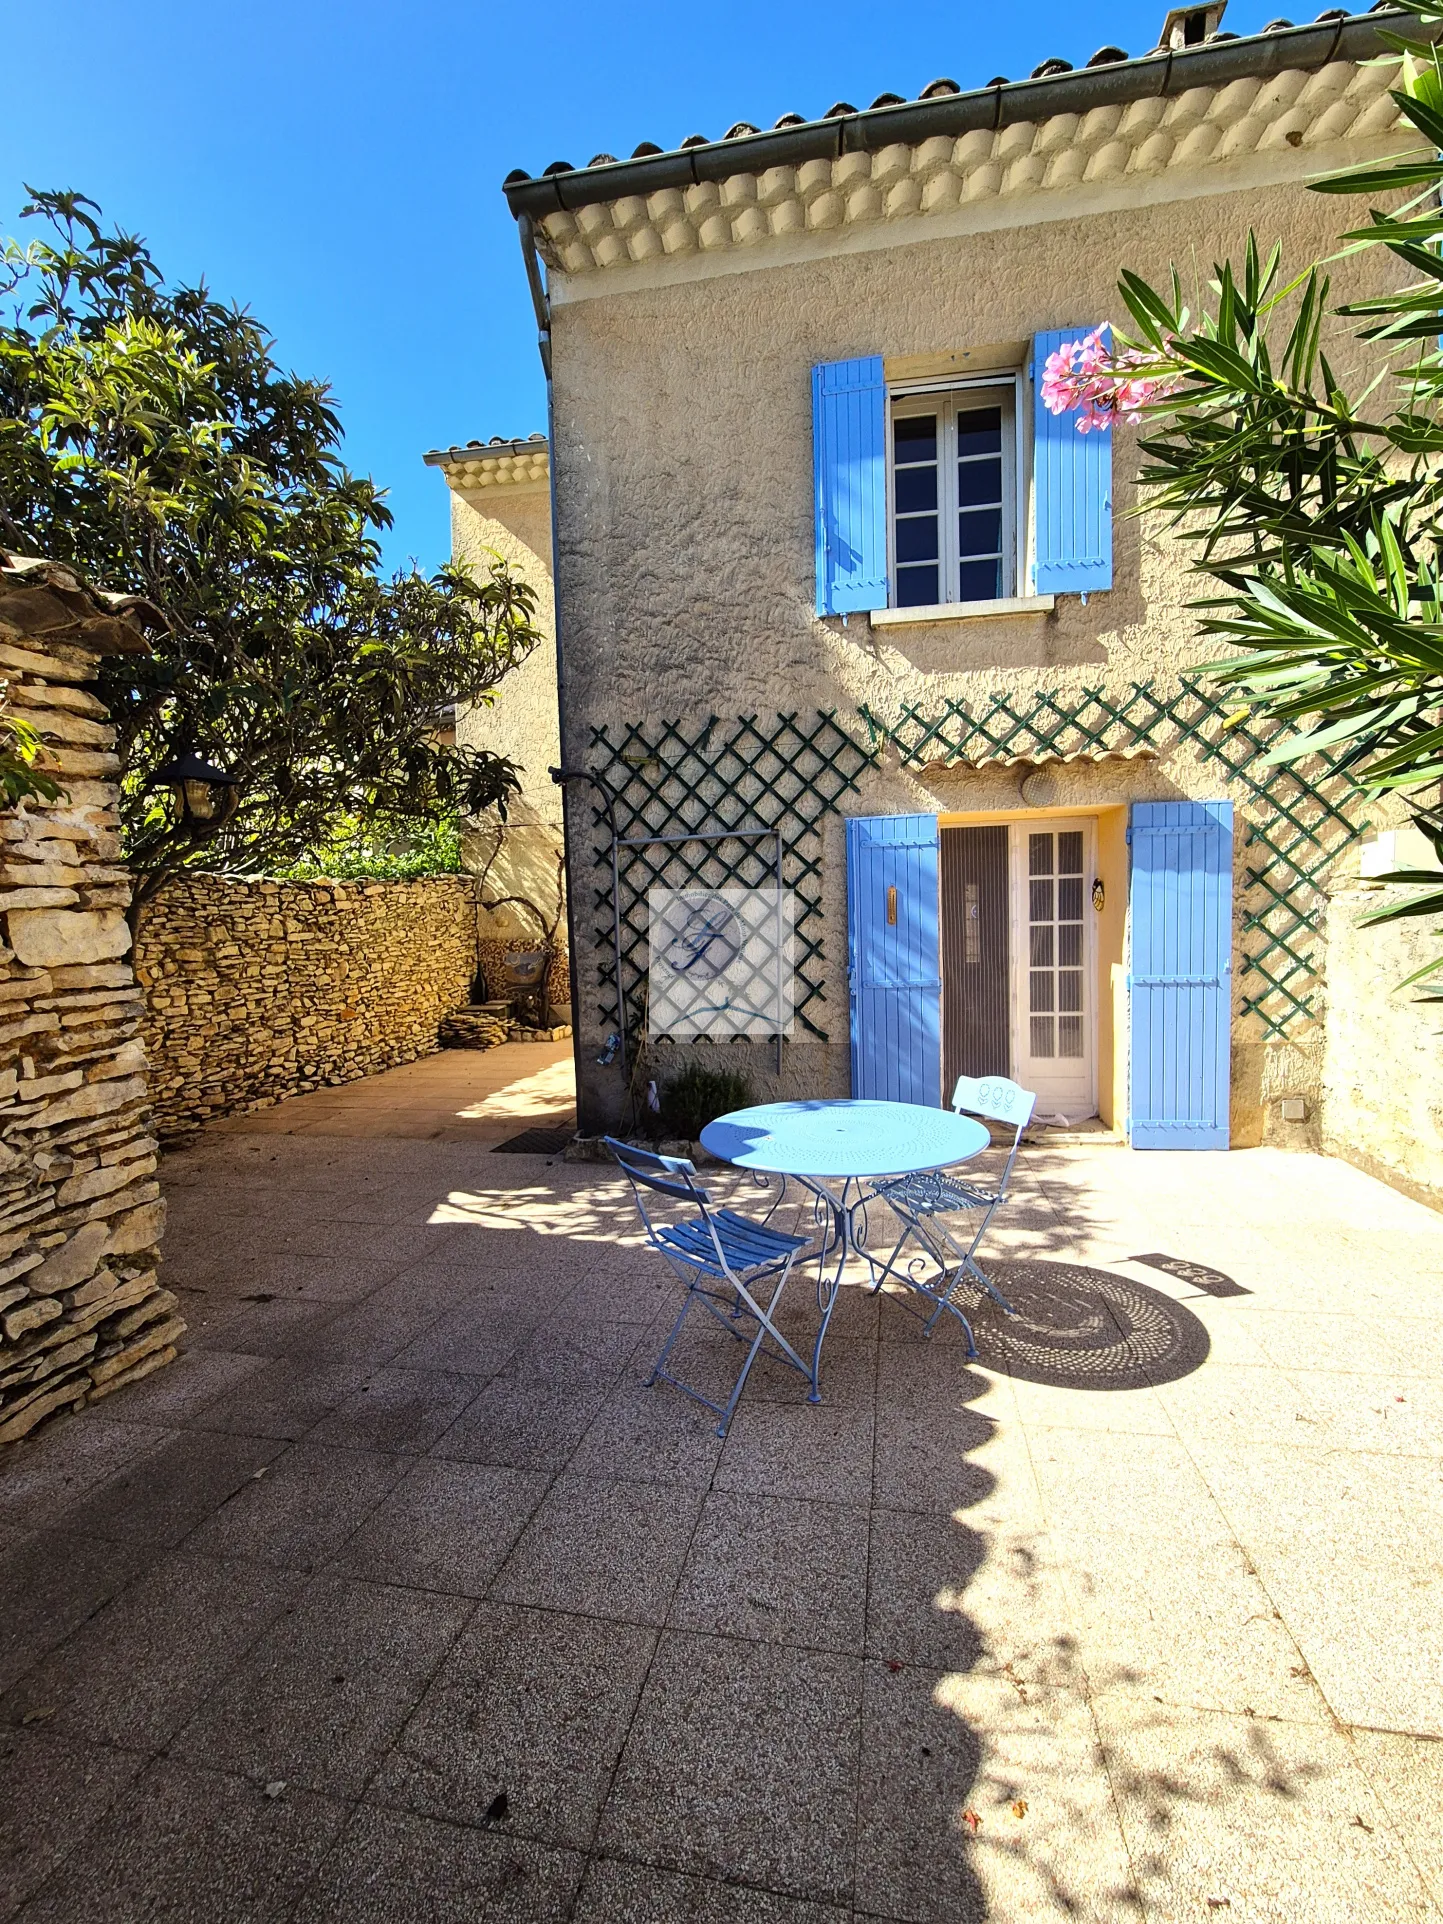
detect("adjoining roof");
top-left (0, 552), bottom-right (157, 655)
top-left (502, 5), bottom-right (1409, 224)
top-left (423, 435), bottom-right (550, 490)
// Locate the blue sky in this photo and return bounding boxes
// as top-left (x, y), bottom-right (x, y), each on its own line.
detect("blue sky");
top-left (5, 0), bottom-right (1286, 576)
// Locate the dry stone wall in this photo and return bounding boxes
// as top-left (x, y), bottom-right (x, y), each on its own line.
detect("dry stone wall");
top-left (135, 873), bottom-right (480, 1138)
top-left (0, 557), bottom-right (173, 1444)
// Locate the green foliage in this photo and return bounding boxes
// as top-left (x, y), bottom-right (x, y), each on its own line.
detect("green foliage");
top-left (0, 702), bottom-right (63, 808)
top-left (272, 816), bottom-right (463, 881)
top-left (1111, 2), bottom-right (1443, 992)
top-left (0, 190), bottom-right (539, 912)
top-left (659, 1062), bottom-right (754, 1143)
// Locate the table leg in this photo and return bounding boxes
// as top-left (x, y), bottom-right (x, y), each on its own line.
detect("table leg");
top-left (798, 1178), bottom-right (883, 1405)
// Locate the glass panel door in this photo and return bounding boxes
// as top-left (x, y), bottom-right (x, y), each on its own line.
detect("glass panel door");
top-left (1013, 820), bottom-right (1095, 1119)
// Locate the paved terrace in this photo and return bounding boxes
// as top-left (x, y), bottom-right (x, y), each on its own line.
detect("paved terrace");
top-left (0, 1043), bottom-right (1441, 1921)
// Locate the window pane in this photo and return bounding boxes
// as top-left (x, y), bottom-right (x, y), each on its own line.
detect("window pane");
top-left (1058, 924), bottom-right (1082, 968)
top-left (957, 558), bottom-right (1002, 602)
top-left (1058, 1015), bottom-right (1083, 1058)
top-left (896, 565), bottom-right (938, 607)
top-left (894, 414), bottom-right (937, 461)
top-left (896, 517), bottom-right (939, 563)
top-left (1029, 878), bottom-right (1053, 924)
top-left (895, 465), bottom-right (938, 513)
top-left (1058, 877), bottom-right (1083, 922)
top-left (1029, 925), bottom-right (1054, 968)
top-left (1058, 970), bottom-right (1083, 1013)
top-left (957, 508), bottom-right (1002, 558)
top-left (1029, 970), bottom-right (1054, 1012)
top-left (957, 459), bottom-right (1002, 508)
top-left (1058, 831), bottom-right (1084, 874)
top-left (1030, 1015), bottom-right (1055, 1058)
top-left (1029, 834), bottom-right (1053, 876)
top-left (956, 406), bottom-right (1002, 457)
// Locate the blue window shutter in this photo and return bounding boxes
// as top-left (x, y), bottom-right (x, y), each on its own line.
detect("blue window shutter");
top-left (1128, 801), bottom-right (1233, 1149)
top-left (814, 357), bottom-right (888, 615)
top-left (846, 813), bottom-right (941, 1105)
top-left (1032, 327), bottom-right (1113, 596)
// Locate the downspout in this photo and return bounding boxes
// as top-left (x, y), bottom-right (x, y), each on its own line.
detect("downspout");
top-left (516, 214), bottom-right (588, 1097)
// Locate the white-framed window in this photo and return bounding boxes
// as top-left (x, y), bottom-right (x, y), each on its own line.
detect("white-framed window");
top-left (888, 379), bottom-right (1023, 610)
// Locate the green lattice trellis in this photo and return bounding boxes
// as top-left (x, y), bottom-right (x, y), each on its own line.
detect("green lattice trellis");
top-left (578, 683), bottom-right (1372, 1051)
top-left (860, 677), bottom-right (1373, 1038)
top-left (585, 712), bottom-right (874, 1040)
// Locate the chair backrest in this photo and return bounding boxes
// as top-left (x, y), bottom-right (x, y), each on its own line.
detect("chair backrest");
top-left (603, 1135), bottom-right (710, 1204)
top-left (950, 1075), bottom-right (1037, 1130)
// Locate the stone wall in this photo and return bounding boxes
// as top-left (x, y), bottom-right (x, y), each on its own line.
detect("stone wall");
top-left (1321, 882), bottom-right (1443, 1211)
top-left (135, 872), bottom-right (480, 1138)
top-left (0, 556), bottom-right (173, 1444)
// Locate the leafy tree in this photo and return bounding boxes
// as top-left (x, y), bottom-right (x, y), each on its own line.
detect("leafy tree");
top-left (0, 190), bottom-right (539, 920)
top-left (1044, 3), bottom-right (1443, 990)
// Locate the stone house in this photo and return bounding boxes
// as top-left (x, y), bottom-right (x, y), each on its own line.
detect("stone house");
top-left (495, 3), bottom-right (1432, 1162)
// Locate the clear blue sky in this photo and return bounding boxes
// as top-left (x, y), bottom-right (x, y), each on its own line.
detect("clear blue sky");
top-left (5, 0), bottom-right (1285, 576)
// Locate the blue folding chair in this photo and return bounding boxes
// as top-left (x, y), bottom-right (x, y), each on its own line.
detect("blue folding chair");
top-left (605, 1137), bottom-right (816, 1437)
top-left (865, 1075), bottom-right (1036, 1351)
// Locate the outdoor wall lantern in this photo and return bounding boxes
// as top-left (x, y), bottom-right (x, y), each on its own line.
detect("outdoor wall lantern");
top-left (150, 746), bottom-right (240, 828)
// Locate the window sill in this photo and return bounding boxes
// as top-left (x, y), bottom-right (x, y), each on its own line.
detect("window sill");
top-left (871, 595), bottom-right (1056, 627)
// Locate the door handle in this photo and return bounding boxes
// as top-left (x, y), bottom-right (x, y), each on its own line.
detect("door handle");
top-left (886, 885), bottom-right (897, 927)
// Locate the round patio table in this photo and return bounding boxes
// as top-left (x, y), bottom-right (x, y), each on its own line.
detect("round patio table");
top-left (699, 1100), bottom-right (989, 1402)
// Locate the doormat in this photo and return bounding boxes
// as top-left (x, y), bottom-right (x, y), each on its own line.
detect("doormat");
top-left (492, 1125), bottom-right (574, 1155)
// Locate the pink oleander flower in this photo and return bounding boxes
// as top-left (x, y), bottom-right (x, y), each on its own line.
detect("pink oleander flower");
top-left (1042, 327), bottom-right (1183, 432)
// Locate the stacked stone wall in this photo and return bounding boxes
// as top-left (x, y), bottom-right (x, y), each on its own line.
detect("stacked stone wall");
top-left (0, 560), bottom-right (172, 1443)
top-left (135, 873), bottom-right (481, 1138)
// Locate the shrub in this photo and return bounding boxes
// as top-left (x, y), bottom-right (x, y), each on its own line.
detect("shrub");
top-left (660, 1063), bottom-right (754, 1143)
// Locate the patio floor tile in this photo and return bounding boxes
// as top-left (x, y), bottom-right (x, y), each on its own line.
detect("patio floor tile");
top-left (429, 1373), bottom-right (610, 1473)
top-left (1027, 1429), bottom-right (1237, 1547)
top-left (81, 1348), bottom-right (268, 1428)
top-left (856, 1664), bottom-right (1135, 1924)
top-left (336, 1459), bottom-right (549, 1596)
top-left (188, 1357), bottom-right (373, 1441)
top-left (0, 1549), bottom-right (305, 1750)
top-left (184, 1443), bottom-right (407, 1569)
top-left (0, 1727), bottom-right (145, 1923)
top-left (369, 1603), bottom-right (654, 1848)
top-left (1351, 1727), bottom-right (1443, 1909)
top-left (669, 1490), bottom-right (868, 1653)
top-left (291, 1805), bottom-right (585, 1923)
top-left (0, 1527), bottom-right (160, 1694)
top-left (170, 1569), bottom-right (471, 1797)
top-left (180, 1290), bottom-right (335, 1358)
top-left (566, 1380), bottom-right (726, 1489)
top-left (490, 1473), bottom-right (704, 1626)
top-left (596, 1629), bottom-right (861, 1905)
top-left (53, 1428), bottom-right (284, 1549)
top-left (11, 1758), bottom-right (350, 1924)
top-left (713, 1398), bottom-right (874, 1509)
top-left (0, 1413), bottom-right (171, 1531)
top-left (573, 1857), bottom-right (850, 1922)
top-left (304, 1368), bottom-right (487, 1455)
top-left (1095, 1696), bottom-right (1437, 1921)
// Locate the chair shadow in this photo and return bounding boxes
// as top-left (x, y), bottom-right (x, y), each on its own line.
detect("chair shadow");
top-left (966, 1259), bottom-right (1211, 1389)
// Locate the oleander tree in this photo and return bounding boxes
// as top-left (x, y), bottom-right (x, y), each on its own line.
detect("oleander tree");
top-left (1042, 0), bottom-right (1443, 992)
top-left (0, 189), bottom-right (539, 919)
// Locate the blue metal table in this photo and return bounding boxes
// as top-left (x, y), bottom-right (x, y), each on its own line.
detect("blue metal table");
top-left (699, 1100), bottom-right (990, 1401)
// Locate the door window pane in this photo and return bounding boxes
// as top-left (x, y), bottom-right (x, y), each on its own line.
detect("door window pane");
top-left (1058, 832), bottom-right (1084, 874)
top-left (956, 407), bottom-right (1001, 458)
top-left (1030, 1016), bottom-right (1055, 1057)
top-left (896, 565), bottom-right (939, 607)
top-left (895, 465), bottom-right (938, 513)
top-left (1029, 835), bottom-right (1053, 875)
top-left (896, 517), bottom-right (940, 563)
top-left (1029, 878), bottom-right (1053, 923)
top-left (895, 414), bottom-right (937, 461)
top-left (1058, 1015), bottom-right (1083, 1057)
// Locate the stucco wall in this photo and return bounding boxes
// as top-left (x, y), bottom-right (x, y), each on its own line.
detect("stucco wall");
top-left (135, 873), bottom-right (478, 1138)
top-left (544, 172), bottom-right (1405, 1133)
top-left (1321, 883), bottom-right (1443, 1211)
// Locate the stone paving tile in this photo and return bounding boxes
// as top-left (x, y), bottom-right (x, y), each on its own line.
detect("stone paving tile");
top-left (1027, 1429), bottom-right (1238, 1548)
top-left (93, 1347), bottom-right (270, 1427)
top-left (669, 1490), bottom-right (867, 1654)
top-left (387, 1298), bottom-right (539, 1376)
top-left (337, 1459), bottom-right (549, 1597)
top-left (431, 1374), bottom-right (611, 1474)
top-left (185, 1443), bottom-right (408, 1570)
top-left (573, 1857), bottom-right (851, 1922)
top-left (188, 1356), bottom-right (373, 1441)
top-left (56, 1428), bottom-right (284, 1550)
top-left (0, 1726), bottom-right (146, 1923)
top-left (506, 1319), bottom-right (654, 1390)
top-left (597, 1630), bottom-right (861, 1905)
top-left (170, 1569), bottom-right (471, 1798)
top-left (370, 1603), bottom-right (654, 1848)
top-left (1285, 1367), bottom-right (1443, 1457)
top-left (0, 1527), bottom-right (161, 1694)
top-left (713, 1397), bottom-right (875, 1509)
top-left (0, 1549), bottom-right (305, 1750)
top-left (180, 1289), bottom-right (335, 1358)
top-left (0, 1412), bottom-right (172, 1530)
top-left (291, 1804), bottom-right (585, 1923)
top-left (1095, 1696), bottom-right (1437, 1921)
top-left (1150, 1359), bottom-right (1324, 1450)
top-left (12, 1757), bottom-right (350, 1924)
top-left (855, 1664), bottom-right (1135, 1924)
top-left (491, 1473), bottom-right (705, 1627)
top-left (305, 1367), bottom-right (487, 1455)
top-left (1351, 1728), bottom-right (1443, 1909)
top-left (566, 1380), bottom-right (726, 1490)
top-left (1249, 1310), bottom-right (1443, 1379)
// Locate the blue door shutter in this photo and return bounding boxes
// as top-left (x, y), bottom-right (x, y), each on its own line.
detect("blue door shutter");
top-left (847, 814), bottom-right (941, 1105)
top-left (813, 357), bottom-right (888, 615)
top-left (1032, 327), bottom-right (1113, 596)
top-left (1128, 801), bottom-right (1233, 1149)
